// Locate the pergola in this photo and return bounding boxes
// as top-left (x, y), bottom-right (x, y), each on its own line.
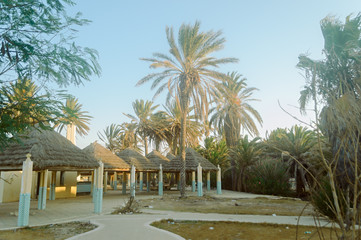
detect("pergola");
top-left (0, 128), bottom-right (102, 226)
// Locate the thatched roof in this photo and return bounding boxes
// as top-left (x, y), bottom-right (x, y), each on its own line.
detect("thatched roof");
top-left (166, 152), bottom-right (176, 161)
top-left (146, 150), bottom-right (171, 170)
top-left (116, 148), bottom-right (158, 171)
top-left (83, 142), bottom-right (130, 171)
top-left (0, 128), bottom-right (99, 171)
top-left (164, 147), bottom-right (218, 172)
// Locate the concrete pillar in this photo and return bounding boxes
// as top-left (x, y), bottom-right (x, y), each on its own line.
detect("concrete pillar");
top-left (128, 172), bottom-right (131, 187)
top-left (104, 171), bottom-right (108, 193)
top-left (17, 154), bottom-right (33, 227)
top-left (94, 163), bottom-right (104, 214)
top-left (146, 172), bottom-right (150, 192)
top-left (191, 171), bottom-right (196, 192)
top-left (49, 171), bottom-right (56, 200)
top-left (113, 172), bottom-right (117, 190)
top-left (217, 165), bottom-right (222, 195)
top-left (158, 164), bottom-right (163, 196)
top-left (122, 172), bottom-right (127, 195)
top-left (206, 171), bottom-right (211, 191)
top-left (92, 169), bottom-right (97, 203)
top-left (139, 172), bottom-right (143, 191)
top-left (38, 169), bottom-right (48, 210)
top-left (130, 165), bottom-right (136, 197)
top-left (197, 163), bottom-right (203, 197)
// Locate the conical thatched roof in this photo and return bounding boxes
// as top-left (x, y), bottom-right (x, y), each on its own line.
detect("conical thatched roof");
top-left (164, 147), bottom-right (217, 171)
top-left (83, 142), bottom-right (130, 171)
top-left (116, 148), bottom-right (158, 171)
top-left (0, 128), bottom-right (99, 171)
top-left (146, 150), bottom-right (171, 170)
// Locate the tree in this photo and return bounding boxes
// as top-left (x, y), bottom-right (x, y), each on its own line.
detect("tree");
top-left (54, 96), bottom-right (92, 144)
top-left (230, 135), bottom-right (262, 192)
top-left (0, 0), bottom-right (101, 147)
top-left (0, 78), bottom-right (64, 150)
top-left (266, 126), bottom-right (316, 197)
top-left (196, 136), bottom-right (229, 171)
top-left (297, 14), bottom-right (361, 236)
top-left (138, 21), bottom-right (237, 197)
top-left (124, 99), bottom-right (159, 155)
top-left (163, 101), bottom-right (202, 155)
top-left (98, 122), bottom-right (139, 153)
top-left (98, 123), bottom-right (122, 153)
top-left (210, 72), bottom-right (262, 190)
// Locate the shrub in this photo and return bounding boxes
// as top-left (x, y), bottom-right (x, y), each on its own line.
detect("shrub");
top-left (310, 177), bottom-right (347, 220)
top-left (246, 159), bottom-right (291, 196)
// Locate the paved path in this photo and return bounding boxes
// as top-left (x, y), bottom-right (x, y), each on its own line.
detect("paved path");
top-left (0, 190), bottom-right (330, 240)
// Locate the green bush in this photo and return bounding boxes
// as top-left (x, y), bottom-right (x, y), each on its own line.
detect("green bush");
top-left (246, 159), bottom-right (291, 196)
top-left (310, 177), bottom-right (347, 220)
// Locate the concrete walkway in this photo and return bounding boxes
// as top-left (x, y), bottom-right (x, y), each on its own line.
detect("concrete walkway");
top-left (0, 190), bottom-right (330, 240)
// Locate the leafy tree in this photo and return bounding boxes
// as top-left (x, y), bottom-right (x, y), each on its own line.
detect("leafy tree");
top-left (138, 21), bottom-right (237, 197)
top-left (0, 0), bottom-right (100, 85)
top-left (0, 79), bottom-right (64, 150)
top-left (210, 72), bottom-right (262, 190)
top-left (196, 136), bottom-right (229, 171)
top-left (0, 0), bottom-right (101, 147)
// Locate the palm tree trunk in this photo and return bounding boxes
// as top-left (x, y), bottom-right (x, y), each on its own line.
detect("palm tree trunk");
top-left (179, 108), bottom-right (187, 197)
top-left (144, 135), bottom-right (148, 155)
top-left (179, 89), bottom-right (189, 198)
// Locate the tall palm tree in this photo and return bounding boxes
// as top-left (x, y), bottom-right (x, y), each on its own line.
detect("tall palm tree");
top-left (210, 72), bottom-right (262, 190)
top-left (138, 21), bottom-right (238, 196)
top-left (124, 99), bottom-right (159, 155)
top-left (54, 96), bottom-right (92, 145)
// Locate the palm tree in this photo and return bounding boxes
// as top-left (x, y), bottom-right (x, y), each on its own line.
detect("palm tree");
top-left (210, 72), bottom-right (262, 190)
top-left (163, 101), bottom-right (202, 155)
top-left (138, 22), bottom-right (238, 196)
top-left (98, 123), bottom-right (122, 153)
top-left (266, 125), bottom-right (316, 197)
top-left (230, 135), bottom-right (262, 192)
top-left (54, 96), bottom-right (92, 145)
top-left (124, 99), bottom-right (159, 155)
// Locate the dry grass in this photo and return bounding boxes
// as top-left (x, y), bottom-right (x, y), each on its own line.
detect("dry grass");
top-left (140, 195), bottom-right (315, 216)
top-left (0, 221), bottom-right (96, 240)
top-left (152, 219), bottom-right (340, 240)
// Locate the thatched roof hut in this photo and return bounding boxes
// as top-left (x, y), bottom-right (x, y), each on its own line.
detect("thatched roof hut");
top-left (146, 150), bottom-right (171, 170)
top-left (116, 148), bottom-right (158, 171)
top-left (83, 142), bottom-right (130, 171)
top-left (164, 148), bottom-right (217, 172)
top-left (0, 128), bottom-right (99, 171)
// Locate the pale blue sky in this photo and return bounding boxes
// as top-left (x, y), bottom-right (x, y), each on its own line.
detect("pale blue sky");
top-left (62, 1), bottom-right (360, 149)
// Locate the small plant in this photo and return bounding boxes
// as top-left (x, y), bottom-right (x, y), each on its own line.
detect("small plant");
top-left (112, 196), bottom-right (140, 214)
